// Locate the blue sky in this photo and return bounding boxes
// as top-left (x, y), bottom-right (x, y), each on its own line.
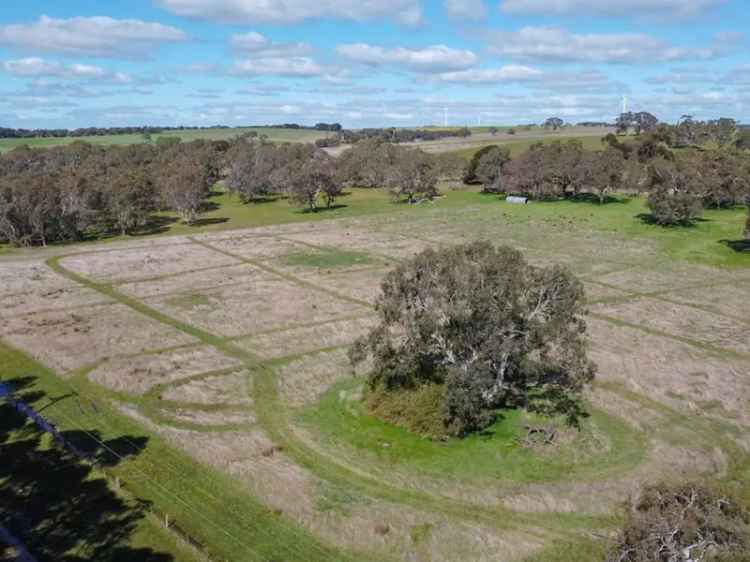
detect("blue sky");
top-left (1, 0), bottom-right (748, 129)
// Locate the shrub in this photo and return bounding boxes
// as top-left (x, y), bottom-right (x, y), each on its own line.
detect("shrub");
top-left (366, 384), bottom-right (446, 438)
top-left (384, 148), bottom-right (439, 203)
top-left (464, 145), bottom-right (501, 184)
top-left (646, 159), bottom-right (704, 226)
top-left (606, 482), bottom-right (750, 562)
top-left (350, 242), bottom-right (595, 438)
top-left (475, 146), bottom-right (511, 193)
top-left (647, 188), bottom-right (703, 226)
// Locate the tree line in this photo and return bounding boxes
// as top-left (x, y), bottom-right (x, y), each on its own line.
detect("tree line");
top-left (314, 127), bottom-right (472, 148)
top-left (3, 125), bottom-right (749, 248)
top-left (470, 133), bottom-right (750, 229)
top-left (0, 134), bottom-right (463, 247)
top-left (225, 135), bottom-right (464, 209)
top-left (0, 139), bottom-right (227, 246)
top-left (0, 125), bottom-right (237, 140)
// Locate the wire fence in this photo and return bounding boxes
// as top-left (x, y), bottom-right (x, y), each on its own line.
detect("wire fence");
top-left (0, 382), bottom-right (212, 562)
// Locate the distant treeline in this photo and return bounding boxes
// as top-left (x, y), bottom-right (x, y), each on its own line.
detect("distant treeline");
top-left (576, 121), bottom-right (615, 127)
top-left (0, 123), bottom-right (342, 139)
top-left (0, 125), bottom-right (233, 139)
top-left (271, 123), bottom-right (343, 131)
top-left (315, 127), bottom-right (472, 147)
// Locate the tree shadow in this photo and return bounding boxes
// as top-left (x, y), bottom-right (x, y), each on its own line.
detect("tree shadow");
top-left (720, 239), bottom-right (750, 253)
top-left (522, 386), bottom-right (590, 429)
top-left (294, 204), bottom-right (348, 214)
top-left (240, 196), bottom-right (280, 204)
top-left (130, 216), bottom-right (178, 237)
top-left (188, 217), bottom-right (229, 227)
top-left (199, 200), bottom-right (221, 213)
top-left (0, 377), bottom-right (173, 562)
top-left (566, 193), bottom-right (631, 205)
top-left (635, 213), bottom-right (705, 228)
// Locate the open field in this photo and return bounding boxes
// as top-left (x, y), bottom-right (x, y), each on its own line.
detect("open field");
top-left (402, 126), bottom-right (615, 155)
top-left (1, 191), bottom-right (749, 561)
top-left (322, 129), bottom-right (616, 159)
top-left (0, 127), bottom-right (332, 153)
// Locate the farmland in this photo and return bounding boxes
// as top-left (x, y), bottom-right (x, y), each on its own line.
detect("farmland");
top-left (0, 127), bottom-right (332, 153)
top-left (1, 190), bottom-right (748, 561)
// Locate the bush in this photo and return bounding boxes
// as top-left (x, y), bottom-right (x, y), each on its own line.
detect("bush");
top-left (366, 384), bottom-right (446, 438)
top-left (646, 159), bottom-right (704, 226)
top-left (350, 242), bottom-right (595, 438)
top-left (464, 145), bottom-right (502, 184)
top-left (606, 482), bottom-right (750, 562)
top-left (647, 188), bottom-right (703, 226)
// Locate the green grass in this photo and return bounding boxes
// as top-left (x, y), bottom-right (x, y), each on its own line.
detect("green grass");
top-left (298, 378), bottom-right (647, 485)
top-left (3, 188), bottom-right (748, 271)
top-left (281, 249), bottom-right (373, 269)
top-left (0, 385), bottom-right (205, 562)
top-left (0, 127), bottom-right (331, 153)
top-left (164, 293), bottom-right (212, 310)
top-left (4, 189), bottom-right (747, 270)
top-left (447, 135), bottom-right (610, 160)
top-left (0, 340), bottom-right (361, 562)
top-left (521, 538), bottom-right (608, 562)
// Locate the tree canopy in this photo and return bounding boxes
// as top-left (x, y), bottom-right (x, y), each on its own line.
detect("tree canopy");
top-left (350, 242), bottom-right (595, 437)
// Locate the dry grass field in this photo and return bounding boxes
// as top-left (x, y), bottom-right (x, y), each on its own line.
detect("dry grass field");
top-left (1, 196), bottom-right (749, 561)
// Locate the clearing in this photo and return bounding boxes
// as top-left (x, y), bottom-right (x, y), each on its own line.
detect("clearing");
top-left (1, 191), bottom-right (748, 561)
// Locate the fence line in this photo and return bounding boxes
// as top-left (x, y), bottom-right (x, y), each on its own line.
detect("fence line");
top-left (0, 383), bottom-right (213, 562)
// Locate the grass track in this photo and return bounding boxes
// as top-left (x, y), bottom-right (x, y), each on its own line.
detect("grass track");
top-left (297, 378), bottom-right (647, 485)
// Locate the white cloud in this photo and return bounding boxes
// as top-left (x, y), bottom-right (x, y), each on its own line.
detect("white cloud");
top-left (645, 67), bottom-right (714, 85)
top-left (156, 0), bottom-right (423, 26)
top-left (726, 65), bottom-right (750, 87)
top-left (499, 0), bottom-right (726, 19)
top-left (337, 43), bottom-right (477, 72)
top-left (487, 26), bottom-right (732, 64)
top-left (2, 57), bottom-right (61, 77)
top-left (2, 57), bottom-right (132, 83)
top-left (384, 112), bottom-right (414, 120)
top-left (443, 0), bottom-right (488, 21)
top-left (230, 56), bottom-right (324, 77)
top-left (437, 64), bottom-right (542, 83)
top-left (435, 65), bottom-right (619, 95)
top-left (0, 15), bottom-right (187, 58)
top-left (230, 32), bottom-right (312, 57)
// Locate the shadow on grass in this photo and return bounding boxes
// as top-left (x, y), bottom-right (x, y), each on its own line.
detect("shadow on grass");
top-left (635, 213), bottom-right (707, 228)
top-left (130, 216), bottom-right (178, 237)
top-left (566, 193), bottom-right (631, 205)
top-left (520, 385), bottom-right (591, 430)
top-left (239, 196), bottom-right (281, 205)
top-left (295, 203), bottom-right (349, 214)
top-left (0, 377), bottom-right (173, 562)
top-left (720, 239), bottom-right (750, 253)
top-left (188, 217), bottom-right (229, 227)
top-left (199, 200), bottom-right (221, 213)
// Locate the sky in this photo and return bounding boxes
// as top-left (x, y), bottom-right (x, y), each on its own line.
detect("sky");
top-left (0, 0), bottom-right (748, 129)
